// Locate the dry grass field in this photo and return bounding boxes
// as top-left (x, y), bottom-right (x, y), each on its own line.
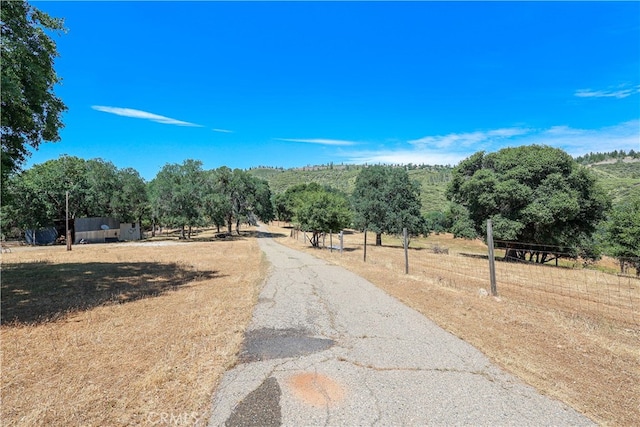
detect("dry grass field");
top-left (2, 224), bottom-right (638, 426)
top-left (1, 228), bottom-right (266, 426)
top-left (269, 224), bottom-right (640, 427)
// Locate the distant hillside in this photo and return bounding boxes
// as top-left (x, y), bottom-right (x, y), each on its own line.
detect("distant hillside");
top-left (577, 149), bottom-right (640, 205)
top-left (247, 165), bottom-right (362, 195)
top-left (248, 164), bottom-right (454, 213)
top-left (248, 154), bottom-right (639, 213)
top-left (575, 149), bottom-right (639, 165)
top-left (588, 161), bottom-right (640, 205)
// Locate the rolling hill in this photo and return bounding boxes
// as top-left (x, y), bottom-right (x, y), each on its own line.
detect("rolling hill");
top-left (248, 157), bottom-right (640, 214)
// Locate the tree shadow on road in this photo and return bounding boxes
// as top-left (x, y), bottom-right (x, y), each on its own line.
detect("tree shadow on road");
top-left (1, 261), bottom-right (221, 325)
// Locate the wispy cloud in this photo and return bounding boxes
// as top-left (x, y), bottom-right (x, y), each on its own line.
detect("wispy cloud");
top-left (345, 149), bottom-right (466, 166)
top-left (341, 121), bottom-right (639, 166)
top-left (524, 120), bottom-right (640, 157)
top-left (408, 127), bottom-right (530, 149)
top-left (276, 138), bottom-right (358, 146)
top-left (212, 128), bottom-right (234, 133)
top-left (575, 84), bottom-right (640, 99)
top-left (91, 106), bottom-right (203, 127)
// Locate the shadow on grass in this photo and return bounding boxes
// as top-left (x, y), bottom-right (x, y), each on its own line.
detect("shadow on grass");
top-left (1, 261), bottom-right (221, 325)
top-left (459, 252), bottom-right (489, 260)
top-left (185, 230), bottom-right (288, 242)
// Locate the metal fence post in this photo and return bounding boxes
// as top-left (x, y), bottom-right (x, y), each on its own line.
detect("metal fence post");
top-left (487, 219), bottom-right (497, 296)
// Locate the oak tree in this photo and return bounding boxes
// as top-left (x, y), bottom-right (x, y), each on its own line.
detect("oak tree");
top-left (352, 165), bottom-right (425, 245)
top-left (1, 1), bottom-right (67, 188)
top-left (447, 145), bottom-right (611, 263)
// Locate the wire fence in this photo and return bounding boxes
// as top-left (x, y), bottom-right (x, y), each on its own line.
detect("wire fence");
top-left (290, 228), bottom-right (640, 328)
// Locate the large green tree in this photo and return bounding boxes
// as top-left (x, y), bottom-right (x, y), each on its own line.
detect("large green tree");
top-left (274, 182), bottom-right (323, 223)
top-left (112, 168), bottom-right (149, 224)
top-left (605, 196), bottom-right (640, 274)
top-left (201, 170), bottom-right (230, 233)
top-left (293, 185), bottom-right (352, 247)
top-left (1, 1), bottom-right (67, 188)
top-left (149, 160), bottom-right (205, 239)
top-left (447, 145), bottom-right (611, 263)
top-left (352, 165), bottom-right (425, 246)
top-left (210, 167), bottom-right (274, 234)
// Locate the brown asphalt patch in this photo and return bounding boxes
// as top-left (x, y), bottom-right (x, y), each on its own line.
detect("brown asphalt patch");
top-left (287, 373), bottom-right (345, 408)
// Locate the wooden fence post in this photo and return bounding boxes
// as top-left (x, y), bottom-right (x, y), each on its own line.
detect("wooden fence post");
top-left (340, 231), bottom-right (344, 254)
top-left (364, 229), bottom-right (367, 262)
top-left (403, 227), bottom-right (409, 274)
top-left (487, 219), bottom-right (497, 296)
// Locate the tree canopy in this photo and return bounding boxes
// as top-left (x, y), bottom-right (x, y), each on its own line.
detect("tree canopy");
top-left (149, 164), bottom-right (274, 237)
top-left (292, 184), bottom-right (352, 247)
top-left (352, 165), bottom-right (425, 245)
top-left (149, 160), bottom-right (205, 239)
top-left (209, 167), bottom-right (274, 234)
top-left (1, 156), bottom-right (148, 235)
top-left (1, 1), bottom-right (67, 187)
top-left (446, 145), bottom-right (611, 263)
top-left (605, 195), bottom-right (640, 274)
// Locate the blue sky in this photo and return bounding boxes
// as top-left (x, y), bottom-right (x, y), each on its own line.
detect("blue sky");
top-left (27, 1), bottom-right (640, 181)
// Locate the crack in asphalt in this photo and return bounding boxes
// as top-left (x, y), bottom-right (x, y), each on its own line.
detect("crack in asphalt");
top-left (363, 370), bottom-right (382, 427)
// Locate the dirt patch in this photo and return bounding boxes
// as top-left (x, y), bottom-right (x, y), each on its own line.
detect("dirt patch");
top-left (1, 228), bottom-right (266, 426)
top-left (267, 224), bottom-right (640, 426)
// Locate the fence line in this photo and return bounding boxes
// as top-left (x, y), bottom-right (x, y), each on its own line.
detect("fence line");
top-left (293, 229), bottom-right (639, 327)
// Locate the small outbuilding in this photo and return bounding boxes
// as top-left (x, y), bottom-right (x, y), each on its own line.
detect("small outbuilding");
top-left (74, 217), bottom-right (141, 244)
top-left (24, 227), bottom-right (58, 245)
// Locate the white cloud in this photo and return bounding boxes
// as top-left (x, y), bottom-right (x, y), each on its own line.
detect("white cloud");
top-left (345, 149), bottom-right (468, 166)
top-left (276, 138), bottom-right (358, 146)
top-left (408, 127), bottom-right (530, 149)
top-left (212, 128), bottom-right (233, 133)
top-left (340, 121), bottom-right (639, 166)
top-left (575, 85), bottom-right (640, 99)
top-left (525, 120), bottom-right (640, 157)
top-left (91, 106), bottom-right (203, 127)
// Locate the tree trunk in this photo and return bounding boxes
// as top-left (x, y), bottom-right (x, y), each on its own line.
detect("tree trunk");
top-left (188, 225), bottom-right (192, 239)
top-left (180, 225), bottom-right (186, 239)
top-left (236, 219), bottom-right (241, 235)
top-left (227, 216), bottom-right (233, 234)
top-left (376, 233), bottom-right (382, 246)
top-left (620, 259), bottom-right (627, 274)
top-left (505, 247), bottom-right (519, 261)
top-left (217, 224), bottom-right (221, 233)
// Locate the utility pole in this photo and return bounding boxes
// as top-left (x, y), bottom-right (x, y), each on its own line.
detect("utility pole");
top-left (66, 191), bottom-right (72, 251)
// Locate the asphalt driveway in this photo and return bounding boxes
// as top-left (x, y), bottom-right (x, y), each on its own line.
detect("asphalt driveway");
top-left (207, 229), bottom-right (593, 426)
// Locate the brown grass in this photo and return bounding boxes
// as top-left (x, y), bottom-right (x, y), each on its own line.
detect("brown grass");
top-left (1, 228), bottom-right (266, 426)
top-left (269, 224), bottom-right (640, 427)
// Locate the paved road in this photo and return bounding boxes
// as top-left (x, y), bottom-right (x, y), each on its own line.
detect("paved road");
top-left (208, 230), bottom-right (593, 426)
